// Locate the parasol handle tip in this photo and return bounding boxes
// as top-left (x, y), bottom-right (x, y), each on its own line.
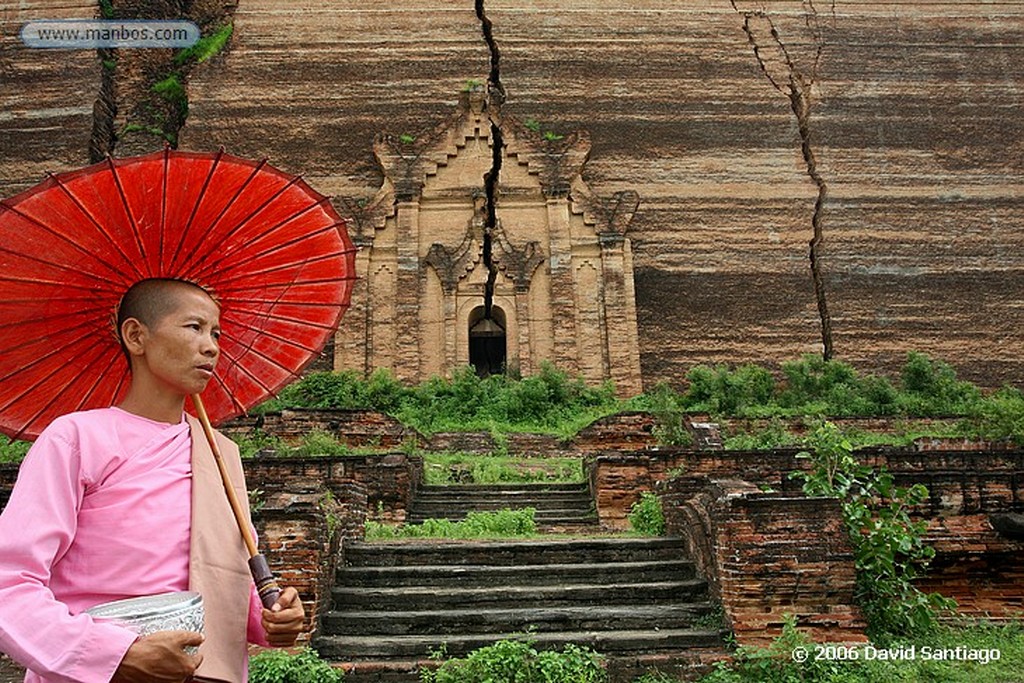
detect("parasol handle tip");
top-left (249, 554), bottom-right (283, 609)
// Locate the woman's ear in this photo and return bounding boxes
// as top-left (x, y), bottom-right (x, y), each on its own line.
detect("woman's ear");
top-left (120, 318), bottom-right (148, 358)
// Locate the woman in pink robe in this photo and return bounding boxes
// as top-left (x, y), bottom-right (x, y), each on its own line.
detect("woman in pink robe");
top-left (0, 279), bottom-right (305, 682)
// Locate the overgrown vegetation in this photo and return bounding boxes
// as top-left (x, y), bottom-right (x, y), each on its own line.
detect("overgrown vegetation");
top-left (627, 491), bottom-right (665, 536)
top-left (248, 647), bottom-right (342, 683)
top-left (423, 452), bottom-right (584, 485)
top-left (257, 363), bottom-right (623, 438)
top-left (366, 508), bottom-right (537, 541)
top-left (792, 422), bottom-right (956, 639)
top-left (420, 639), bottom-right (606, 683)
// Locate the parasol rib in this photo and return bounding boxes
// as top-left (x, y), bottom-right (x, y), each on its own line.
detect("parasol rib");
top-left (169, 149), bottom-right (224, 273)
top-left (189, 218), bottom-right (350, 285)
top-left (211, 250), bottom-right (355, 289)
top-left (0, 319), bottom-right (112, 382)
top-left (10, 344), bottom-right (119, 441)
top-left (48, 174), bottom-right (146, 281)
top-left (178, 176), bottom-right (305, 278)
top-left (173, 159), bottom-right (270, 275)
top-left (186, 197), bottom-right (330, 283)
top-left (106, 158), bottom-right (149, 273)
top-left (0, 203), bottom-right (134, 286)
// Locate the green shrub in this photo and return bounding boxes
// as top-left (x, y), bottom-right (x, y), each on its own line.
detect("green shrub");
top-left (645, 382), bottom-right (693, 447)
top-left (257, 363), bottom-right (621, 438)
top-left (366, 508), bottom-right (537, 541)
top-left (628, 492), bottom-right (665, 536)
top-left (965, 385), bottom-right (1024, 445)
top-left (248, 647), bottom-right (342, 683)
top-left (697, 619), bottom-right (1024, 683)
top-left (421, 639), bottom-right (606, 683)
top-left (682, 364), bottom-right (776, 416)
top-left (294, 429), bottom-right (351, 457)
top-left (791, 421), bottom-right (955, 639)
top-left (0, 436), bottom-right (30, 464)
top-left (722, 417), bottom-right (800, 450)
top-left (897, 351), bottom-right (981, 415)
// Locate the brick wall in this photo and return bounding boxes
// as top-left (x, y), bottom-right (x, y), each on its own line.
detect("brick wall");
top-left (663, 476), bottom-right (868, 645)
top-left (242, 452), bottom-right (422, 523)
top-left (221, 408), bottom-right (419, 450)
top-left (251, 478), bottom-right (368, 642)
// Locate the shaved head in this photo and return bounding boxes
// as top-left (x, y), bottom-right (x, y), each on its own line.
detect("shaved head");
top-left (116, 278), bottom-right (218, 361)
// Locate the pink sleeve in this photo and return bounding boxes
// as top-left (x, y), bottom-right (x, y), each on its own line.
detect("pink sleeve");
top-left (0, 426), bottom-right (137, 682)
top-left (246, 580), bottom-right (271, 646)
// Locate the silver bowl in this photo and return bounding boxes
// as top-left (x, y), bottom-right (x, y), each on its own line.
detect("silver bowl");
top-left (86, 591), bottom-right (204, 653)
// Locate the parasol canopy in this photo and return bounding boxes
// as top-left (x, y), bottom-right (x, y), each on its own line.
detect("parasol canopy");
top-left (0, 148), bottom-right (357, 440)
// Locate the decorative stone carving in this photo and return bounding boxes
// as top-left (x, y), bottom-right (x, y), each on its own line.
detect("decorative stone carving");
top-left (333, 90), bottom-right (643, 396)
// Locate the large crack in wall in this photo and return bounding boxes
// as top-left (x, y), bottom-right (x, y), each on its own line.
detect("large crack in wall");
top-left (88, 0), bottom-right (235, 160)
top-left (732, 1), bottom-right (835, 360)
top-left (476, 0), bottom-right (504, 321)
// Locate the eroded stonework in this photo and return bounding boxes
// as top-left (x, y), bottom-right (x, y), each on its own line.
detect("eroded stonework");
top-left (333, 90), bottom-right (642, 395)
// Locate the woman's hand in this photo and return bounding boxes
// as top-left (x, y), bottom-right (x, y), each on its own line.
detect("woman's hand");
top-left (112, 630), bottom-right (203, 682)
top-left (261, 586), bottom-right (305, 647)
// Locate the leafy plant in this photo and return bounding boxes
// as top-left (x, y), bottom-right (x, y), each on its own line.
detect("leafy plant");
top-left (399, 133), bottom-right (416, 144)
top-left (294, 429), bottom-right (351, 457)
top-left (248, 647), bottom-right (343, 683)
top-left (0, 436), bottom-right (30, 464)
top-left (232, 429), bottom-right (284, 458)
top-left (791, 421), bottom-right (955, 638)
top-left (696, 618), bottom-right (1024, 683)
top-left (644, 382), bottom-right (693, 447)
top-left (421, 638), bottom-right (606, 683)
top-left (628, 492), bottom-right (665, 536)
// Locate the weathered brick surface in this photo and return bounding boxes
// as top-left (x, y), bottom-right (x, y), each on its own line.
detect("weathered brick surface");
top-left (243, 453), bottom-right (422, 523)
top-left (222, 409), bottom-right (419, 450)
top-left (252, 478), bottom-right (367, 641)
top-left (575, 412), bottom-right (658, 453)
top-left (663, 477), bottom-right (868, 645)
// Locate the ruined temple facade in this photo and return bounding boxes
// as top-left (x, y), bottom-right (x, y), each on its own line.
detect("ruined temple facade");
top-left (5, 1), bottom-right (1024, 390)
top-left (332, 90), bottom-right (642, 395)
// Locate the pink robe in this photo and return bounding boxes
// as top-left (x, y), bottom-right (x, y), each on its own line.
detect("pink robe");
top-left (0, 407), bottom-right (265, 683)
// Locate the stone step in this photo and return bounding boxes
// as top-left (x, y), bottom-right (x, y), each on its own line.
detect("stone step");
top-left (332, 578), bottom-right (708, 610)
top-left (343, 537), bottom-right (687, 567)
top-left (404, 510), bottom-right (598, 525)
top-left (316, 628), bottom-right (728, 661)
top-left (334, 559), bottom-right (696, 588)
top-left (324, 603), bottom-right (718, 636)
top-left (416, 484), bottom-right (588, 494)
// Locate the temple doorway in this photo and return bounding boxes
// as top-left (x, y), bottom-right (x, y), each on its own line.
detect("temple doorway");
top-left (469, 305), bottom-right (507, 377)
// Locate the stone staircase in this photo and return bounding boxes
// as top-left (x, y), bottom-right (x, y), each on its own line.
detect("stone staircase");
top-left (405, 482), bottom-right (599, 529)
top-left (316, 537), bottom-right (729, 682)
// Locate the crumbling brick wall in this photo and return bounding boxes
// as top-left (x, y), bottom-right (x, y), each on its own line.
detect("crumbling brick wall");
top-left (663, 476), bottom-right (868, 645)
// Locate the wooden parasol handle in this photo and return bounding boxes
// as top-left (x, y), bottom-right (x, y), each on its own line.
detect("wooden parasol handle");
top-left (190, 394), bottom-right (282, 608)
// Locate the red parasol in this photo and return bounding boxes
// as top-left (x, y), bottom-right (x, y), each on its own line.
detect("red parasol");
top-left (0, 147), bottom-right (355, 440)
top-left (0, 148), bottom-right (357, 607)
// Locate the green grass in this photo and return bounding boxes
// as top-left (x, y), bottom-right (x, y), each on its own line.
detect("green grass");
top-left (423, 452), bottom-right (585, 485)
top-left (688, 618), bottom-right (1024, 683)
top-left (365, 508), bottom-right (537, 541)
